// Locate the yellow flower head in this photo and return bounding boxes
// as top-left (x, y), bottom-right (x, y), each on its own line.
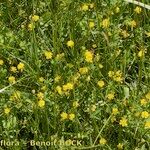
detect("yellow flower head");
top-left (91, 105), bottom-right (96, 112)
top-left (89, 3), bottom-right (95, 9)
top-left (145, 121), bottom-right (150, 128)
top-left (141, 111), bottom-right (149, 118)
top-left (68, 113), bottom-right (75, 120)
top-left (60, 112), bottom-right (68, 120)
top-left (112, 108), bottom-right (119, 115)
top-left (44, 50), bottom-right (53, 59)
top-left (106, 93), bottom-right (115, 100)
top-left (67, 40), bottom-right (74, 48)
top-left (89, 21), bottom-right (95, 28)
top-left (38, 99), bottom-right (45, 108)
top-left (145, 92), bottom-right (150, 100)
top-left (92, 44), bottom-right (97, 48)
top-left (56, 86), bottom-right (63, 95)
top-left (12, 91), bottom-right (21, 100)
top-left (84, 50), bottom-right (93, 63)
top-left (10, 66), bottom-right (17, 73)
top-left (55, 53), bottom-right (64, 61)
top-left (140, 99), bottom-right (147, 106)
top-left (0, 59), bottom-right (4, 65)
top-left (63, 83), bottom-right (74, 91)
top-left (138, 50), bottom-right (144, 58)
top-left (79, 67), bottom-right (88, 75)
top-left (81, 4), bottom-right (89, 11)
top-left (17, 62), bottom-right (25, 72)
top-left (115, 7), bottom-right (120, 13)
top-left (145, 32), bottom-right (150, 37)
top-left (99, 138), bottom-right (107, 145)
top-left (28, 23), bottom-right (35, 31)
top-left (119, 117), bottom-right (128, 127)
top-left (73, 101), bottom-right (79, 108)
top-left (109, 70), bottom-right (123, 83)
top-left (130, 20), bottom-right (137, 28)
top-left (97, 80), bottom-right (105, 88)
top-left (32, 15), bottom-right (40, 22)
top-left (102, 18), bottom-right (110, 28)
top-left (121, 30), bottom-right (129, 38)
top-left (37, 92), bottom-right (44, 99)
top-left (4, 108), bottom-right (11, 115)
top-left (134, 6), bottom-right (142, 14)
top-left (39, 77), bottom-right (45, 83)
top-left (8, 76), bottom-right (16, 84)
top-left (54, 75), bottom-right (61, 83)
top-left (117, 143), bottom-right (123, 149)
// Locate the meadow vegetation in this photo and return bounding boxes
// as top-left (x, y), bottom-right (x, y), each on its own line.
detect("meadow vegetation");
top-left (0, 0), bottom-right (150, 149)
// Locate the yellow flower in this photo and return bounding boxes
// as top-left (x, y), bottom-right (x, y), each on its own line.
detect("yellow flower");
top-left (99, 138), bottom-right (107, 145)
top-left (97, 80), bottom-right (105, 88)
top-left (44, 50), bottom-right (53, 59)
top-left (89, 21), bottom-right (95, 28)
top-left (81, 4), bottom-right (89, 11)
top-left (108, 71), bottom-right (114, 77)
top-left (92, 44), bottom-right (97, 48)
top-left (145, 92), bottom-right (150, 100)
top-left (141, 111), bottom-right (149, 118)
top-left (106, 93), bottom-right (115, 100)
top-left (84, 50), bottom-right (93, 63)
top-left (4, 108), bottom-right (11, 115)
top-left (140, 99), bottom-right (147, 106)
top-left (102, 18), bottom-right (110, 28)
top-left (119, 118), bottom-right (128, 127)
top-left (8, 76), bottom-right (16, 84)
top-left (138, 50), bottom-right (144, 58)
top-left (54, 75), bottom-right (61, 82)
top-left (60, 112), bottom-right (68, 120)
top-left (12, 91), bottom-right (21, 100)
top-left (89, 3), bottom-right (94, 9)
top-left (73, 101), bottom-right (79, 108)
top-left (109, 70), bottom-right (123, 83)
top-left (39, 77), bottom-right (45, 82)
top-left (37, 92), bottom-right (44, 99)
top-left (10, 66), bottom-right (17, 73)
top-left (99, 64), bottom-right (103, 69)
top-left (112, 108), bottom-right (119, 115)
top-left (114, 76), bottom-right (123, 83)
top-left (135, 112), bottom-right (140, 117)
top-left (145, 32), bottom-right (150, 37)
top-left (79, 67), bottom-right (88, 74)
top-left (28, 23), bottom-right (34, 30)
top-left (115, 7), bottom-right (120, 13)
top-left (130, 20), bottom-right (137, 28)
top-left (38, 99), bottom-right (45, 108)
top-left (63, 83), bottom-right (74, 91)
top-left (91, 105), bottom-right (96, 112)
top-left (86, 76), bottom-right (91, 82)
top-left (134, 6), bottom-right (142, 14)
top-left (17, 62), bottom-right (25, 72)
top-left (68, 113), bottom-right (75, 120)
top-left (56, 86), bottom-right (63, 95)
top-left (0, 59), bottom-right (4, 65)
top-left (145, 121), bottom-right (150, 128)
top-left (55, 53), bottom-right (64, 61)
top-left (67, 40), bottom-right (74, 48)
top-left (67, 63), bottom-right (74, 68)
top-left (117, 143), bottom-right (123, 149)
top-left (32, 15), bottom-right (39, 22)
top-left (121, 30), bottom-right (129, 38)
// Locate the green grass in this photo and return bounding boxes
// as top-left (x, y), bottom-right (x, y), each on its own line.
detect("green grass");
top-left (0, 0), bottom-right (150, 150)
